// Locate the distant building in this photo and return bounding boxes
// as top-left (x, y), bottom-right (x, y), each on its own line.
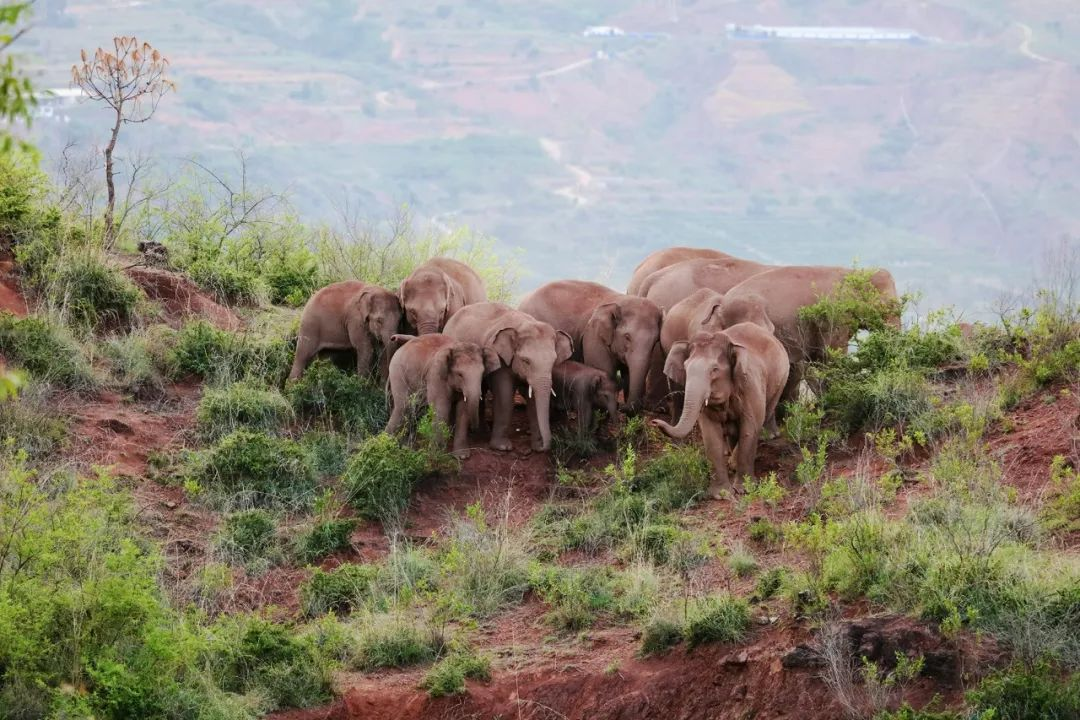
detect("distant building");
top-left (725, 24), bottom-right (925, 43)
top-left (583, 26), bottom-right (625, 38)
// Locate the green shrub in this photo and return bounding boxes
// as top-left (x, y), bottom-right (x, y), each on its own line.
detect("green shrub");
top-left (0, 381), bottom-right (67, 460)
top-left (193, 430), bottom-right (317, 510)
top-left (262, 248), bottom-right (320, 307)
top-left (170, 320), bottom-right (294, 386)
top-left (729, 545), bottom-right (759, 578)
top-left (551, 425), bottom-right (602, 463)
top-left (196, 381), bottom-right (294, 440)
top-left (287, 359), bottom-right (388, 434)
top-left (99, 330), bottom-right (168, 400)
top-left (294, 518), bottom-right (358, 564)
top-left (48, 253), bottom-right (142, 331)
top-left (530, 564), bottom-right (618, 632)
top-left (818, 364), bottom-right (935, 434)
top-left (355, 616), bottom-right (437, 670)
top-left (188, 257), bottom-right (269, 306)
top-left (0, 156), bottom-right (47, 238)
top-left (215, 509), bottom-right (280, 569)
top-left (203, 614), bottom-right (333, 711)
top-left (421, 649), bottom-right (492, 697)
top-left (344, 433), bottom-right (428, 523)
top-left (632, 444), bottom-right (711, 510)
top-left (684, 595), bottom-right (751, 648)
top-left (300, 563), bottom-right (379, 616)
top-left (0, 313), bottom-right (95, 390)
top-left (630, 521), bottom-right (680, 565)
top-left (754, 566), bottom-right (790, 601)
top-left (439, 503), bottom-right (530, 618)
top-left (302, 430), bottom-right (348, 477)
top-left (1043, 456), bottom-right (1079, 534)
top-left (967, 661), bottom-right (1080, 720)
top-left (873, 706), bottom-right (962, 720)
top-left (747, 518), bottom-right (782, 544)
top-left (639, 616), bottom-right (684, 656)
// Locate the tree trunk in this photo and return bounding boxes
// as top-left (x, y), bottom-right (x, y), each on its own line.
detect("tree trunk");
top-left (102, 108), bottom-right (122, 248)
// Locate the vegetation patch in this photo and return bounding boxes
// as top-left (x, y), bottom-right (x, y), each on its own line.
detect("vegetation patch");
top-left (684, 595), bottom-right (751, 648)
top-left (293, 517), bottom-right (358, 564)
top-left (287, 359), bottom-right (387, 435)
top-left (0, 313), bottom-right (95, 390)
top-left (421, 649), bottom-right (492, 698)
top-left (196, 381), bottom-right (294, 440)
top-left (300, 563), bottom-right (379, 616)
top-left (343, 433), bottom-right (428, 524)
top-left (191, 429), bottom-right (317, 510)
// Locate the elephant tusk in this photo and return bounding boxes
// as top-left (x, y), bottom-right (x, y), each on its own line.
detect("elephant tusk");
top-left (551, 388), bottom-right (556, 397)
top-left (705, 398), bottom-right (709, 407)
top-left (463, 394), bottom-right (467, 404)
top-left (528, 385), bottom-right (533, 399)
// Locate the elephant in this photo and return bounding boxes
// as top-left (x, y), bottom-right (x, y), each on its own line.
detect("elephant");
top-left (639, 257), bottom-right (772, 312)
top-left (720, 265), bottom-right (900, 406)
top-left (626, 246), bottom-right (733, 296)
top-left (651, 324), bottom-right (790, 499)
top-left (399, 257), bottom-right (486, 335)
top-left (384, 333), bottom-right (501, 457)
top-left (551, 360), bottom-right (620, 436)
top-left (289, 280), bottom-right (402, 383)
top-left (443, 302), bottom-right (573, 452)
top-left (518, 280), bottom-right (662, 413)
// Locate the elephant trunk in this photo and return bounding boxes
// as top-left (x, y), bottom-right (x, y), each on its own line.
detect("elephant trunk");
top-left (623, 347), bottom-right (653, 413)
top-left (531, 376), bottom-right (553, 451)
top-left (417, 320), bottom-right (440, 335)
top-left (654, 372), bottom-right (707, 439)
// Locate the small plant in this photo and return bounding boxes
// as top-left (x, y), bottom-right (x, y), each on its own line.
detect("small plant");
top-left (196, 381), bottom-right (294, 440)
top-left (293, 517), bottom-right (358, 564)
top-left (355, 614), bottom-right (438, 670)
top-left (0, 313), bottom-right (95, 390)
top-left (421, 649), bottom-right (492, 697)
top-left (728, 544), bottom-right (759, 578)
top-left (747, 517), bottom-right (782, 545)
top-left (741, 472), bottom-right (786, 508)
top-left (192, 429), bottom-right (317, 509)
top-left (302, 430), bottom-right (348, 477)
top-left (684, 594), bottom-right (751, 648)
top-left (754, 566), bottom-right (790, 601)
top-left (631, 444), bottom-right (711, 511)
top-left (99, 330), bottom-right (168, 400)
top-left (47, 252), bottom-right (142, 331)
top-left (530, 564), bottom-right (618, 632)
top-left (300, 563), bottom-right (378, 616)
top-left (966, 660), bottom-right (1080, 720)
top-left (795, 440), bottom-right (830, 486)
top-left (0, 381), bottom-right (68, 460)
top-left (287, 359), bottom-right (388, 435)
top-left (639, 616), bottom-right (683, 656)
top-left (551, 425), bottom-right (601, 464)
top-left (343, 433), bottom-right (428, 525)
top-left (439, 502), bottom-right (531, 618)
top-left (215, 509), bottom-right (280, 569)
top-left (1043, 455), bottom-right (1080, 534)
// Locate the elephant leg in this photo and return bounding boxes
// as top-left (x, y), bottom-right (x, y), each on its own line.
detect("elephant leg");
top-left (643, 344), bottom-right (668, 411)
top-left (776, 363), bottom-right (804, 421)
top-left (289, 335), bottom-right (319, 381)
top-left (763, 375), bottom-right (785, 440)
top-left (452, 399), bottom-right (471, 458)
top-left (431, 394), bottom-right (453, 449)
top-left (488, 367), bottom-right (514, 451)
top-left (698, 417), bottom-right (732, 500)
top-left (385, 378), bottom-right (408, 435)
top-left (575, 395), bottom-right (591, 437)
top-left (348, 327), bottom-right (374, 378)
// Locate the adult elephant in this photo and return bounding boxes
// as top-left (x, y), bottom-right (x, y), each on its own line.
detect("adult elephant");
top-left (518, 280), bottom-right (662, 413)
top-left (399, 257), bottom-right (486, 335)
top-left (720, 266), bottom-right (900, 405)
top-left (626, 247), bottom-right (732, 296)
top-left (289, 280), bottom-right (402, 383)
top-left (651, 325), bottom-right (789, 498)
top-left (640, 257), bottom-right (772, 312)
top-left (443, 302), bottom-right (573, 452)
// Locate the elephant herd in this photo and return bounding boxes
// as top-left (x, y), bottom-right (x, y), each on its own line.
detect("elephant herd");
top-left (289, 249), bottom-right (899, 498)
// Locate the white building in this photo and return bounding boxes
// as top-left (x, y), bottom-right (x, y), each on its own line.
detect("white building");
top-left (725, 24), bottom-right (924, 43)
top-left (583, 26), bottom-right (625, 38)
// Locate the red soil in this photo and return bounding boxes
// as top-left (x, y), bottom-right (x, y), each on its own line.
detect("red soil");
top-left (125, 266), bottom-right (242, 331)
top-left (989, 385), bottom-right (1080, 501)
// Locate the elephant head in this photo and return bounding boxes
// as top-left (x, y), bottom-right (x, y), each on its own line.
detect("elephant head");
top-left (355, 287), bottom-right (403, 368)
top-left (583, 296), bottom-right (662, 413)
top-left (592, 373), bottom-right (620, 423)
top-left (400, 268), bottom-right (465, 335)
top-left (653, 331), bottom-right (749, 439)
top-left (715, 293), bottom-right (773, 333)
top-left (487, 318), bottom-right (573, 451)
top-left (431, 341), bottom-right (501, 428)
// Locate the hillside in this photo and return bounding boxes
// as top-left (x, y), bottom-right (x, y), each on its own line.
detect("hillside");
top-left (26, 0), bottom-right (1080, 310)
top-left (0, 145), bottom-right (1077, 719)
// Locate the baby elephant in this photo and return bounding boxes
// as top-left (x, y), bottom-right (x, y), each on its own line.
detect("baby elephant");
top-left (651, 324), bottom-right (789, 499)
top-left (385, 334), bottom-right (501, 457)
top-left (552, 361), bottom-right (620, 436)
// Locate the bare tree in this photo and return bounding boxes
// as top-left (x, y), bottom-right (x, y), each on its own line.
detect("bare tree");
top-left (70, 36), bottom-right (174, 247)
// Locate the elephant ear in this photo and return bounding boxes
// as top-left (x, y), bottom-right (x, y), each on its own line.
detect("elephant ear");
top-left (490, 327), bottom-right (517, 365)
top-left (431, 345), bottom-right (454, 382)
top-left (555, 330), bottom-right (574, 364)
top-left (586, 303), bottom-right (620, 345)
top-left (443, 274), bottom-right (466, 319)
top-left (664, 341), bottom-right (690, 386)
top-left (701, 300), bottom-right (725, 332)
top-left (482, 347), bottom-right (502, 373)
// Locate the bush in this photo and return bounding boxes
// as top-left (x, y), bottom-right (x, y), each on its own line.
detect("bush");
top-left (754, 566), bottom-right (790, 601)
top-left (215, 509), bottom-right (280, 569)
top-left (1042, 456), bottom-right (1079, 535)
top-left (170, 320), bottom-right (294, 386)
top-left (188, 257), bottom-right (269, 307)
top-left (684, 595), bottom-right (751, 648)
top-left (439, 503), bottom-right (531, 618)
top-left (47, 252), bottom-right (142, 331)
top-left (639, 616), bottom-right (683, 656)
top-left (873, 706), bottom-right (962, 720)
top-left (729, 545), bottom-right (759, 578)
top-left (0, 313), bottom-right (95, 390)
top-left (632, 444), bottom-right (711, 510)
top-left (287, 359), bottom-right (388, 435)
top-left (196, 381), bottom-right (294, 440)
top-left (99, 330), bottom-right (168, 400)
top-left (967, 661), bottom-right (1080, 720)
top-left (344, 433), bottom-right (428, 524)
top-left (193, 429), bottom-right (317, 510)
top-left (530, 564), bottom-right (618, 632)
top-left (301, 430), bottom-right (348, 477)
top-left (203, 614), bottom-right (333, 711)
top-left (355, 615), bottom-right (438, 670)
top-left (421, 649), bottom-right (492, 697)
top-left (300, 563), bottom-right (379, 616)
top-left (748, 518), bottom-right (782, 545)
top-left (0, 156), bottom-right (47, 238)
top-left (293, 517), bottom-right (357, 564)
top-left (0, 381), bottom-right (67, 460)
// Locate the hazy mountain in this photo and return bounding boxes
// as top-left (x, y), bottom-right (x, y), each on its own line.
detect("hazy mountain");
top-left (27, 0), bottom-right (1080, 313)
